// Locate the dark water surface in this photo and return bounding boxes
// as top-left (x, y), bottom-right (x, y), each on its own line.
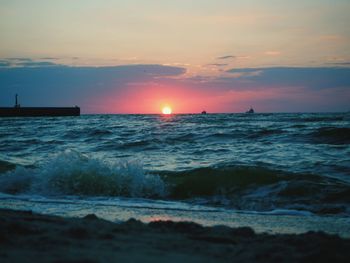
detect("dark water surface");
top-left (1, 113), bottom-right (349, 235)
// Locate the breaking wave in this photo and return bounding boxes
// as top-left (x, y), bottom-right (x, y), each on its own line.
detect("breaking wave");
top-left (1, 151), bottom-right (349, 215)
top-left (0, 151), bottom-right (165, 198)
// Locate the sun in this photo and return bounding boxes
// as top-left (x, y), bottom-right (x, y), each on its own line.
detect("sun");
top-left (162, 106), bottom-right (172, 115)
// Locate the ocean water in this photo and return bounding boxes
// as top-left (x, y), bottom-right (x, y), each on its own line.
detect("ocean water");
top-left (1, 113), bottom-right (350, 236)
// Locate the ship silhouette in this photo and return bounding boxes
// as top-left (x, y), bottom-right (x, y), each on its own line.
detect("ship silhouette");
top-left (245, 107), bottom-right (254, 114)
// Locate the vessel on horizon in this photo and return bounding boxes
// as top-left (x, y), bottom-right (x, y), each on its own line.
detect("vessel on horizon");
top-left (245, 107), bottom-right (255, 114)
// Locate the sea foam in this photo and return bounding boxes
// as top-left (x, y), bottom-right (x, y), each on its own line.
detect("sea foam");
top-left (0, 150), bottom-right (166, 198)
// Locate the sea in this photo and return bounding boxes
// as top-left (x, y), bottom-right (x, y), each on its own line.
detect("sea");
top-left (1, 113), bottom-right (350, 236)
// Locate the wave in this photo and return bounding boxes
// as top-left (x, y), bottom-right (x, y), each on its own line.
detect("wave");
top-left (1, 152), bottom-right (349, 215)
top-left (120, 140), bottom-right (154, 148)
top-left (165, 133), bottom-right (196, 143)
top-left (290, 115), bottom-right (345, 123)
top-left (158, 166), bottom-right (350, 214)
top-left (205, 128), bottom-right (284, 140)
top-left (0, 160), bottom-right (17, 174)
top-left (159, 166), bottom-right (285, 199)
top-left (63, 128), bottom-right (113, 139)
top-left (304, 117), bottom-right (344, 122)
top-left (0, 151), bottom-right (165, 198)
top-left (311, 127), bottom-right (350, 144)
top-left (88, 129), bottom-right (113, 136)
top-left (246, 128), bottom-right (284, 138)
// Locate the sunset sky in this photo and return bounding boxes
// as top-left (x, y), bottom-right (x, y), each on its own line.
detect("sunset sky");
top-left (1, 0), bottom-right (350, 113)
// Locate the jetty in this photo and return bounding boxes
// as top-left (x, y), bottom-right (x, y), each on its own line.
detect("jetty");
top-left (0, 94), bottom-right (80, 117)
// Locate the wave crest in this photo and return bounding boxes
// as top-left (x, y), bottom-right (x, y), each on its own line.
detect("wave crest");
top-left (311, 127), bottom-right (350, 144)
top-left (159, 166), bottom-right (350, 214)
top-left (1, 154), bottom-right (349, 215)
top-left (0, 151), bottom-right (166, 198)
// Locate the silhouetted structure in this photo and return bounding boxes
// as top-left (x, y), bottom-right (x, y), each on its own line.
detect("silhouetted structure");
top-left (15, 94), bottom-right (20, 108)
top-left (0, 95), bottom-right (80, 117)
top-left (245, 107), bottom-right (254, 114)
top-left (201, 110), bottom-right (207, 114)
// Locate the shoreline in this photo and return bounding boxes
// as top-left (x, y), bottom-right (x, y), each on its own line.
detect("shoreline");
top-left (1, 209), bottom-right (349, 262)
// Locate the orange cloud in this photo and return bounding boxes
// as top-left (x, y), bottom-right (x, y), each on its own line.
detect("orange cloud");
top-left (264, 51), bottom-right (281, 56)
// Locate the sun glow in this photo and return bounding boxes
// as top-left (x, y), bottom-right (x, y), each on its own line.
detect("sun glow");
top-left (162, 106), bottom-right (172, 115)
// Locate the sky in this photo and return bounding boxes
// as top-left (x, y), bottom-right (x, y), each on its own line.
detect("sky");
top-left (1, 0), bottom-right (350, 113)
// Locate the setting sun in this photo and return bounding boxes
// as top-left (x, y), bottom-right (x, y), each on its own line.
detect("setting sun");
top-left (162, 106), bottom-right (172, 115)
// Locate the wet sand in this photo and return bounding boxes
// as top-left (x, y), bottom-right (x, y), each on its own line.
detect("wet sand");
top-left (0, 209), bottom-right (349, 263)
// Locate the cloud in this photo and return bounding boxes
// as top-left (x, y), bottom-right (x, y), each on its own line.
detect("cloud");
top-left (327, 62), bottom-right (350, 66)
top-left (1, 63), bottom-right (349, 113)
top-left (0, 58), bottom-right (60, 68)
top-left (16, 61), bottom-right (59, 67)
top-left (0, 63), bottom-right (186, 112)
top-left (216, 55), bottom-right (236, 60)
top-left (0, 60), bottom-right (11, 67)
top-left (176, 67), bottom-right (350, 112)
top-left (40, 57), bottom-right (59, 60)
top-left (319, 35), bottom-right (345, 43)
top-left (5, 57), bottom-right (33, 61)
top-left (264, 51), bottom-right (281, 56)
top-left (206, 63), bottom-right (228, 67)
top-left (226, 67), bottom-right (350, 90)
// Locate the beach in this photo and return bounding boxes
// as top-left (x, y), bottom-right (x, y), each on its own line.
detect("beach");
top-left (1, 208), bottom-right (349, 263)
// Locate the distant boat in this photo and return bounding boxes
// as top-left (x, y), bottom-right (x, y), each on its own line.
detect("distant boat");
top-left (0, 94), bottom-right (80, 117)
top-left (245, 107), bottom-right (254, 114)
top-left (201, 110), bottom-right (207, 114)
